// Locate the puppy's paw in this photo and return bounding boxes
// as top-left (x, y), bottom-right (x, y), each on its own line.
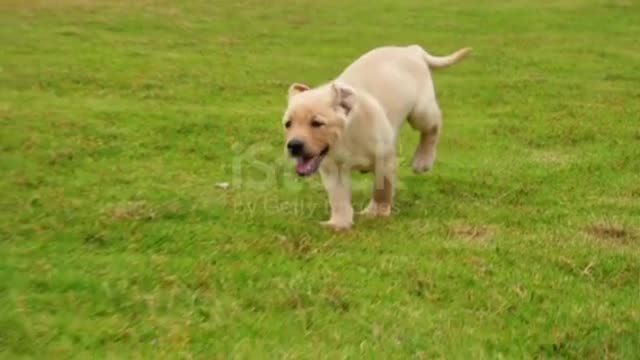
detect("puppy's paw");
top-left (360, 202), bottom-right (392, 217)
top-left (411, 152), bottom-right (436, 174)
top-left (320, 220), bottom-right (352, 231)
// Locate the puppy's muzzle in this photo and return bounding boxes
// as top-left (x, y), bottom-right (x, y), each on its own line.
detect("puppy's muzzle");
top-left (287, 139), bottom-right (305, 157)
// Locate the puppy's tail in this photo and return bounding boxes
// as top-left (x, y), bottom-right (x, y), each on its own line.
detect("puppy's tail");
top-left (415, 46), bottom-right (472, 69)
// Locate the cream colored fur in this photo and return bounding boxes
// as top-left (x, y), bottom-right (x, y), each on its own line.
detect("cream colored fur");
top-left (283, 45), bottom-right (471, 230)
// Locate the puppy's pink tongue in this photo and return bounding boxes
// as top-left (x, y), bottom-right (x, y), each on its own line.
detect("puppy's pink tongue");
top-left (296, 156), bottom-right (320, 176)
top-left (296, 157), bottom-right (311, 174)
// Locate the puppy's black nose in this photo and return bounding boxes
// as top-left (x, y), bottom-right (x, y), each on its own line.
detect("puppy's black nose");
top-left (287, 139), bottom-right (305, 156)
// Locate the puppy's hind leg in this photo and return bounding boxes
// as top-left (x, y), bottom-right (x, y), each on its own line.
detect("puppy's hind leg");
top-left (409, 96), bottom-right (442, 174)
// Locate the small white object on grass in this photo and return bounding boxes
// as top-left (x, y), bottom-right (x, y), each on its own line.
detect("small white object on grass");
top-left (215, 182), bottom-right (230, 189)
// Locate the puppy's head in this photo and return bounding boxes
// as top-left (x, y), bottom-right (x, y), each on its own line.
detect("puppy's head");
top-left (282, 81), bottom-right (356, 176)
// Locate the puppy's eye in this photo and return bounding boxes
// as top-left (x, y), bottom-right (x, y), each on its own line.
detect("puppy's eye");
top-left (284, 120), bottom-right (292, 128)
top-left (310, 120), bottom-right (325, 128)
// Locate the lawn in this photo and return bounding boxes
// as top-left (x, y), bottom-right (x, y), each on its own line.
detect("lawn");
top-left (1, 0), bottom-right (639, 358)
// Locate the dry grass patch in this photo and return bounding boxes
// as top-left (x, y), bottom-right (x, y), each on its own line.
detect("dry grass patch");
top-left (531, 149), bottom-right (574, 167)
top-left (108, 201), bottom-right (156, 221)
top-left (585, 221), bottom-right (637, 245)
top-left (448, 223), bottom-right (498, 243)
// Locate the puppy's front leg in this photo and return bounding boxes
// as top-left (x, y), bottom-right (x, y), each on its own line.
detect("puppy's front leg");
top-left (320, 163), bottom-right (353, 231)
top-left (362, 155), bottom-right (396, 217)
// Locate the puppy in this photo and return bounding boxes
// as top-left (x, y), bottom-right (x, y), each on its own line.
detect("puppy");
top-left (283, 45), bottom-right (471, 230)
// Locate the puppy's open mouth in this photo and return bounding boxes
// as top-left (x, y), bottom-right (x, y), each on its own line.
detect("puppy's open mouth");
top-left (295, 147), bottom-right (329, 176)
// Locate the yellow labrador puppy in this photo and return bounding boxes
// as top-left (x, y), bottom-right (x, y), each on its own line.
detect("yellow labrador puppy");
top-left (283, 45), bottom-right (471, 230)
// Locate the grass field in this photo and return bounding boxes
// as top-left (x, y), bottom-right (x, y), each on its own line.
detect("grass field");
top-left (1, 0), bottom-right (640, 357)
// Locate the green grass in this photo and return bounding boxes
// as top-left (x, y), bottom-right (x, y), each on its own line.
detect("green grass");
top-left (1, 0), bottom-right (640, 357)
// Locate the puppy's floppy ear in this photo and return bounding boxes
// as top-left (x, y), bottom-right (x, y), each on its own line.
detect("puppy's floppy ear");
top-left (288, 83), bottom-right (310, 100)
top-left (331, 81), bottom-right (356, 115)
